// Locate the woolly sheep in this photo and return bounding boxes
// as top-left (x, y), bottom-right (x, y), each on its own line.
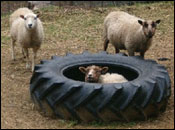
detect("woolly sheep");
top-left (99, 73), bottom-right (128, 83)
top-left (103, 11), bottom-right (161, 58)
top-left (10, 8), bottom-right (44, 72)
top-left (79, 65), bottom-right (128, 83)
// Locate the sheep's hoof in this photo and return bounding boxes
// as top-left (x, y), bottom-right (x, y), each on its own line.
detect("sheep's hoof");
top-left (30, 51), bottom-right (171, 123)
top-left (12, 58), bottom-right (16, 61)
top-left (10, 59), bottom-right (16, 64)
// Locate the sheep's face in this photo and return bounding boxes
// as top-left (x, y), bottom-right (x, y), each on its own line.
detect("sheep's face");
top-left (79, 65), bottom-right (108, 83)
top-left (20, 13), bottom-right (39, 30)
top-left (138, 20), bottom-right (161, 38)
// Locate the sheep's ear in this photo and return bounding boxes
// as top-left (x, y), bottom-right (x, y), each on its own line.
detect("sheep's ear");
top-left (101, 67), bottom-right (108, 74)
top-left (138, 20), bottom-right (143, 25)
top-left (79, 67), bottom-right (87, 74)
top-left (155, 19), bottom-right (161, 24)
top-left (36, 14), bottom-right (40, 18)
top-left (20, 15), bottom-right (25, 19)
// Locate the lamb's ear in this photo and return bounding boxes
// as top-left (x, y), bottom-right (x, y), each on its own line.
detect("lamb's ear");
top-left (79, 67), bottom-right (87, 74)
top-left (155, 19), bottom-right (161, 24)
top-left (138, 20), bottom-right (143, 25)
top-left (36, 14), bottom-right (40, 18)
top-left (20, 15), bottom-right (25, 19)
top-left (101, 67), bottom-right (109, 74)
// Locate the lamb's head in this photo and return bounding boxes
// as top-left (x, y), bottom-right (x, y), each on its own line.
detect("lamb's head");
top-left (79, 65), bottom-right (108, 83)
top-left (20, 13), bottom-right (39, 30)
top-left (138, 19), bottom-right (161, 38)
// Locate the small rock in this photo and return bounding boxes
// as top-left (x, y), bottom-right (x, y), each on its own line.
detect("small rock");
top-left (11, 74), bottom-right (15, 79)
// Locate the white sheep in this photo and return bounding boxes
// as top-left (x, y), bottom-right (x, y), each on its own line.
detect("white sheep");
top-left (10, 8), bottom-right (44, 72)
top-left (103, 11), bottom-right (161, 58)
top-left (79, 65), bottom-right (128, 83)
top-left (99, 73), bottom-right (128, 83)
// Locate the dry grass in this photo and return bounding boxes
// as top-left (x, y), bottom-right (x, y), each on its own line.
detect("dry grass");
top-left (1, 1), bottom-right (174, 129)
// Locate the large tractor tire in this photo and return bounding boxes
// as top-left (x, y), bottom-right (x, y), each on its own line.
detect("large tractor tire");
top-left (30, 51), bottom-right (171, 122)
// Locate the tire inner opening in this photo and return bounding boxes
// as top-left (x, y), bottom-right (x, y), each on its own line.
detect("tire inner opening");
top-left (63, 63), bottom-right (139, 82)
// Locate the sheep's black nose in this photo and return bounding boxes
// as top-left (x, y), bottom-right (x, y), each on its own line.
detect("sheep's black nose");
top-left (28, 24), bottom-right (32, 28)
top-left (148, 32), bottom-right (153, 38)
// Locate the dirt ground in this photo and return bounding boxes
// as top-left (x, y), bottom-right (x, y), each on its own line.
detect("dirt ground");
top-left (1, 2), bottom-right (174, 129)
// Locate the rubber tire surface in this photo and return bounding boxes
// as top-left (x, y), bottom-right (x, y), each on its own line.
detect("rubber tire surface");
top-left (30, 51), bottom-right (171, 122)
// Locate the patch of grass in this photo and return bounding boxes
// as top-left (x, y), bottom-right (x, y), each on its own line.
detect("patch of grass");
top-left (67, 120), bottom-right (79, 128)
top-left (1, 35), bottom-right (10, 44)
top-left (1, 12), bottom-right (11, 18)
top-left (1, 36), bottom-right (10, 47)
top-left (40, 5), bottom-right (60, 12)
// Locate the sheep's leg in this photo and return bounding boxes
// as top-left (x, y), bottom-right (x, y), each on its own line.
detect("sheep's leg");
top-left (22, 48), bottom-right (26, 58)
top-left (128, 50), bottom-right (135, 56)
top-left (11, 39), bottom-right (15, 60)
top-left (140, 51), bottom-right (145, 58)
top-left (104, 39), bottom-right (109, 51)
top-left (23, 48), bottom-right (30, 69)
top-left (114, 46), bottom-right (120, 53)
top-left (32, 47), bottom-right (38, 72)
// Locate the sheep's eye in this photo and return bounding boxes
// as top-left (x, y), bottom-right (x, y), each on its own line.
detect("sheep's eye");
top-left (96, 70), bottom-right (101, 73)
top-left (24, 18), bottom-right (27, 20)
top-left (152, 23), bottom-right (156, 27)
top-left (34, 17), bottom-right (37, 20)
